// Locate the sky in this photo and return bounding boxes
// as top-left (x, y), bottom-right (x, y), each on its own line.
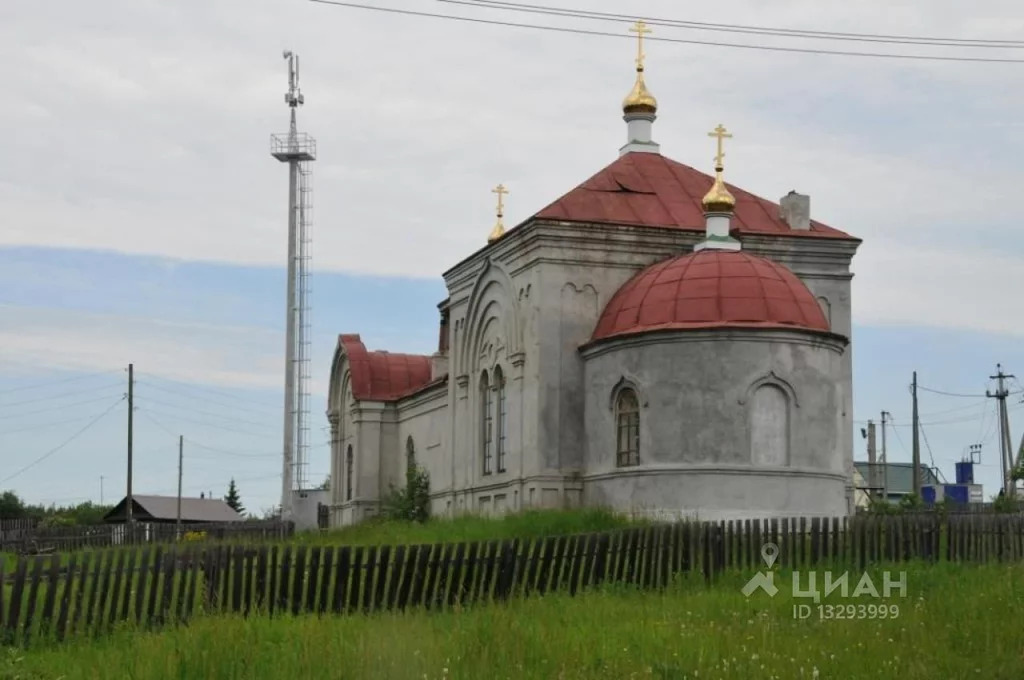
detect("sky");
top-left (1, 0), bottom-right (1023, 514)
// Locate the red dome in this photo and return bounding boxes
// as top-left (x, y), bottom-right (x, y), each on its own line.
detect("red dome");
top-left (591, 250), bottom-right (831, 342)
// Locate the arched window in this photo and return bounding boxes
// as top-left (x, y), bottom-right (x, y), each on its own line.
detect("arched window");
top-left (406, 436), bottom-right (416, 475)
top-left (481, 371), bottom-right (493, 475)
top-left (345, 445), bottom-right (354, 501)
top-left (615, 388), bottom-right (640, 467)
top-left (494, 365), bottom-right (507, 473)
top-left (750, 384), bottom-right (790, 466)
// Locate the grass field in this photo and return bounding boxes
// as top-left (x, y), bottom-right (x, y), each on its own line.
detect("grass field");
top-left (7, 561), bottom-right (1024, 680)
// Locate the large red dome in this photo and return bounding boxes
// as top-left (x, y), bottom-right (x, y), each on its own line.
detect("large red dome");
top-left (591, 250), bottom-right (831, 342)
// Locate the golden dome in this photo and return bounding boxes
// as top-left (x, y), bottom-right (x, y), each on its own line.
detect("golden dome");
top-left (702, 170), bottom-right (736, 213)
top-left (487, 222), bottom-right (505, 243)
top-left (622, 68), bottom-right (657, 115)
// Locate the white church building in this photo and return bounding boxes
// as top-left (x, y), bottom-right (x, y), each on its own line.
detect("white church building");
top-left (326, 30), bottom-right (861, 526)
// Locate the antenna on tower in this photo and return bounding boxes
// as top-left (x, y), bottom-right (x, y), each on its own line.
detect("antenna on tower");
top-left (271, 51), bottom-right (316, 523)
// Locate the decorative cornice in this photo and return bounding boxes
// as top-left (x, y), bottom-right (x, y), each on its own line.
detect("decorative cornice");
top-left (583, 463), bottom-right (847, 483)
top-left (579, 326), bottom-right (848, 359)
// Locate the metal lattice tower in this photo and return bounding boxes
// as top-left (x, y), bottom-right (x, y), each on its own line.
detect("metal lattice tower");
top-left (271, 50), bottom-right (316, 518)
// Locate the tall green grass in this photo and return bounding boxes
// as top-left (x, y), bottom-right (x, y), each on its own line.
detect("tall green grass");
top-left (10, 562), bottom-right (1024, 679)
top-left (291, 508), bottom-right (641, 547)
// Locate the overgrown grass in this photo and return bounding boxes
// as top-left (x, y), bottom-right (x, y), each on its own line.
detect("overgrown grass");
top-left (290, 508), bottom-right (641, 547)
top-left (9, 562), bottom-right (1024, 679)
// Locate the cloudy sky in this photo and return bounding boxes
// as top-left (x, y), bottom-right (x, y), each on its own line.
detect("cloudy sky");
top-left (2, 0), bottom-right (1023, 513)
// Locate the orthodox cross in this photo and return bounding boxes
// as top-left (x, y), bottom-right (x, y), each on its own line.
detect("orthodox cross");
top-left (708, 124), bottom-right (733, 170)
top-left (492, 183), bottom-right (509, 222)
top-left (629, 20), bottom-right (652, 70)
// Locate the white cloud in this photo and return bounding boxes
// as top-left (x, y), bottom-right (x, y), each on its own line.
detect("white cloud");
top-left (1, 0), bottom-right (1023, 338)
top-left (0, 305), bottom-right (332, 396)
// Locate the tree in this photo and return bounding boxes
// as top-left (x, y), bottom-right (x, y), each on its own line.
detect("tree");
top-left (382, 463), bottom-right (430, 523)
top-left (224, 479), bottom-right (245, 515)
top-left (0, 490), bottom-right (26, 518)
top-left (317, 475), bottom-right (330, 491)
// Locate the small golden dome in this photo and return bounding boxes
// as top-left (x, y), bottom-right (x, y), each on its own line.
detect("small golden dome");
top-left (702, 171), bottom-right (736, 213)
top-left (622, 68), bottom-right (657, 115)
top-left (487, 222), bottom-right (505, 244)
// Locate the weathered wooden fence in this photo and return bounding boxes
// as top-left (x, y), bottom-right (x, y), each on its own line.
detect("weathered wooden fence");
top-left (0, 520), bottom-right (293, 555)
top-left (3, 513), bottom-right (1024, 648)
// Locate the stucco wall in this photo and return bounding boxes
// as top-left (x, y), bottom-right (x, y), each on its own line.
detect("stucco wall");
top-left (581, 329), bottom-right (849, 519)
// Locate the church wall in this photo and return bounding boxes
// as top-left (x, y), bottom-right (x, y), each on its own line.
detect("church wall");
top-left (745, 236), bottom-right (858, 514)
top-left (394, 385), bottom-right (449, 514)
top-left (580, 329), bottom-right (849, 520)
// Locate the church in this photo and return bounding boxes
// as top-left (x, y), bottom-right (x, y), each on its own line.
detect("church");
top-left (326, 24), bottom-right (861, 526)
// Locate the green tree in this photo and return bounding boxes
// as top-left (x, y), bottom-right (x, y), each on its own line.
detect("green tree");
top-left (224, 479), bottom-right (245, 515)
top-left (0, 490), bottom-right (26, 518)
top-left (382, 464), bottom-right (430, 523)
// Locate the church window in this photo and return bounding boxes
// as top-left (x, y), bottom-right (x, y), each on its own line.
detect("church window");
top-left (495, 365), bottom-right (507, 473)
top-left (406, 436), bottom-right (416, 475)
top-left (481, 372), bottom-right (493, 475)
top-left (750, 384), bottom-right (790, 467)
top-left (615, 388), bottom-right (640, 467)
top-left (345, 445), bottom-right (354, 501)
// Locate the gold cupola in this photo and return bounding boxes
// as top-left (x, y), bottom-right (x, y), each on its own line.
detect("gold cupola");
top-left (487, 183), bottom-right (509, 244)
top-left (622, 20), bottom-right (657, 116)
top-left (622, 70), bottom-right (658, 115)
top-left (701, 124), bottom-right (736, 213)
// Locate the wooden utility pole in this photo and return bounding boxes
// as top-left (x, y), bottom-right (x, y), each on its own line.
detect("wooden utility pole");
top-left (126, 363), bottom-right (134, 526)
top-left (911, 372), bottom-right (921, 498)
top-left (176, 435), bottom-right (184, 538)
top-left (100, 475), bottom-right (104, 505)
top-left (880, 411), bottom-right (891, 502)
top-left (987, 364), bottom-right (1016, 495)
top-left (866, 420), bottom-right (878, 498)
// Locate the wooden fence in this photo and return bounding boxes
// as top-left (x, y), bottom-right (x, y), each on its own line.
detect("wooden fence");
top-left (3, 513), bottom-right (1024, 648)
top-left (0, 520), bottom-right (294, 555)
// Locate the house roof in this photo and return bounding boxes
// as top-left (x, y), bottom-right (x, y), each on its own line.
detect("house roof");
top-left (104, 495), bottom-right (243, 523)
top-left (338, 334), bottom-right (434, 401)
top-left (534, 152), bottom-right (856, 240)
top-left (591, 250), bottom-right (833, 342)
top-left (853, 463), bottom-right (943, 494)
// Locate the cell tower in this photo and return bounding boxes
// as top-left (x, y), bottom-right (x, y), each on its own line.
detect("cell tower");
top-left (271, 51), bottom-right (316, 519)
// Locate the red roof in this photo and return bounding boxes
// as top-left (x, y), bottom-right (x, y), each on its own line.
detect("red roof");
top-left (591, 250), bottom-right (833, 342)
top-left (535, 152), bottom-right (854, 239)
top-left (338, 335), bottom-right (434, 401)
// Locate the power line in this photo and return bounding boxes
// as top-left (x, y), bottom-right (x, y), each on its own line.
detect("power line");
top-left (0, 368), bottom-right (123, 395)
top-left (138, 372), bottom-right (280, 409)
top-left (0, 393), bottom-right (126, 421)
top-left (137, 408), bottom-right (279, 452)
top-left (1, 397), bottom-right (125, 484)
top-left (136, 407), bottom-right (272, 438)
top-left (0, 411), bottom-right (121, 437)
top-left (0, 380), bottom-right (125, 408)
top-left (134, 379), bottom-right (279, 416)
top-left (308, 0), bottom-right (1024, 64)
top-left (916, 384), bottom-right (990, 398)
top-left (132, 393), bottom-right (277, 431)
top-left (447, 0), bottom-right (1024, 48)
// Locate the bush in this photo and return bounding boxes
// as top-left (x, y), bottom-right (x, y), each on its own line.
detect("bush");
top-left (382, 464), bottom-right (430, 523)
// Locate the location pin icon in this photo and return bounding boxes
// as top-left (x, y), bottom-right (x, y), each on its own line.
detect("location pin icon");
top-left (761, 542), bottom-right (779, 568)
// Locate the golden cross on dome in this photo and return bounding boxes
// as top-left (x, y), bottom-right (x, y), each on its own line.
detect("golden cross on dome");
top-left (708, 124), bottom-right (733, 170)
top-left (629, 19), bottom-right (652, 70)
top-left (488, 183), bottom-right (509, 243)
top-left (492, 183), bottom-right (508, 219)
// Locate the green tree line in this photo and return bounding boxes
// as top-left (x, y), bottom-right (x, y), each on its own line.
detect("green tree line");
top-left (0, 490), bottom-right (113, 527)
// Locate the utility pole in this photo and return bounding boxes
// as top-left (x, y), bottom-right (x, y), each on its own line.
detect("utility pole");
top-left (176, 435), bottom-right (184, 539)
top-left (126, 363), bottom-right (134, 526)
top-left (911, 372), bottom-right (921, 499)
top-left (880, 411), bottom-right (891, 503)
top-left (100, 475), bottom-right (104, 505)
top-left (866, 420), bottom-right (877, 499)
top-left (987, 364), bottom-right (1016, 495)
